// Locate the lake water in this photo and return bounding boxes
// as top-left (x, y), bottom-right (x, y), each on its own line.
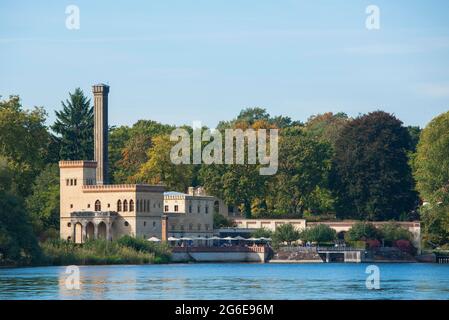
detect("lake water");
top-left (1, 263), bottom-right (449, 300)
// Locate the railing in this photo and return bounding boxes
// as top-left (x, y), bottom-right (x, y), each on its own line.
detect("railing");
top-left (317, 246), bottom-right (363, 252)
top-left (70, 211), bottom-right (118, 218)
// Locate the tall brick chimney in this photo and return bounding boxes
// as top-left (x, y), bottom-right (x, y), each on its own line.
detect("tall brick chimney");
top-left (92, 84), bottom-right (109, 185)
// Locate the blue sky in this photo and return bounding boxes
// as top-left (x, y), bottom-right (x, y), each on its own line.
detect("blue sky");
top-left (1, 0), bottom-right (449, 128)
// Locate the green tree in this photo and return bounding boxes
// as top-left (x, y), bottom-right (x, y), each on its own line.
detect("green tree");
top-left (345, 222), bottom-right (381, 241)
top-left (51, 88), bottom-right (93, 160)
top-left (304, 112), bottom-right (349, 147)
top-left (419, 204), bottom-right (449, 247)
top-left (413, 110), bottom-right (449, 205)
top-left (272, 223), bottom-right (300, 245)
top-left (0, 190), bottom-right (41, 265)
top-left (270, 127), bottom-right (333, 216)
top-left (136, 135), bottom-right (194, 192)
top-left (331, 111), bottom-right (418, 220)
top-left (26, 163), bottom-right (60, 239)
top-left (251, 228), bottom-right (273, 238)
top-left (0, 96), bottom-right (49, 197)
top-left (299, 224), bottom-right (336, 244)
top-left (213, 213), bottom-right (235, 229)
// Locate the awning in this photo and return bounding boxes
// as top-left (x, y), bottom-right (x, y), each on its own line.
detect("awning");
top-left (147, 237), bottom-right (161, 242)
top-left (168, 237), bottom-right (180, 241)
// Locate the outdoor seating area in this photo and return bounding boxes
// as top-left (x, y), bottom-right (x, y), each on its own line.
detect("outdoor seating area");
top-left (147, 236), bottom-right (272, 247)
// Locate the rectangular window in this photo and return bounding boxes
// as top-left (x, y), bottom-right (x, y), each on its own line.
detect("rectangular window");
top-left (66, 179), bottom-right (69, 186)
top-left (174, 205), bottom-right (179, 212)
top-left (189, 205), bottom-right (192, 213)
top-left (74, 179), bottom-right (77, 186)
top-left (164, 205), bottom-right (169, 212)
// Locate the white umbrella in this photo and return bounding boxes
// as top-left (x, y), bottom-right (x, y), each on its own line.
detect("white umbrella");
top-left (223, 236), bottom-right (234, 241)
top-left (246, 237), bottom-right (259, 241)
top-left (180, 237), bottom-right (192, 241)
top-left (147, 237), bottom-right (161, 242)
top-left (195, 236), bottom-right (207, 240)
top-left (168, 237), bottom-right (179, 241)
top-left (209, 236), bottom-right (221, 240)
top-left (260, 237), bottom-right (272, 241)
top-left (233, 236), bottom-right (246, 240)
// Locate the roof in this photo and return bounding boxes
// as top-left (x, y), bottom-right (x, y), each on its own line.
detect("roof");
top-left (164, 191), bottom-right (187, 196)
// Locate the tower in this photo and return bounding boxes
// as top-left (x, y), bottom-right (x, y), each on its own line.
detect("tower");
top-left (92, 84), bottom-right (109, 185)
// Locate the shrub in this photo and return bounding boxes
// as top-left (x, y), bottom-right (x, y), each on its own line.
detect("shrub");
top-left (394, 239), bottom-right (416, 255)
top-left (300, 224), bottom-right (336, 244)
top-left (379, 222), bottom-right (412, 246)
top-left (366, 239), bottom-right (381, 249)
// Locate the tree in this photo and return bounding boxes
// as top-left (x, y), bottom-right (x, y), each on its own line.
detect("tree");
top-left (419, 204), bottom-right (449, 247)
top-left (136, 135), bottom-right (194, 192)
top-left (51, 88), bottom-right (93, 160)
top-left (0, 96), bottom-right (49, 197)
top-left (272, 223), bottom-right (300, 245)
top-left (0, 190), bottom-right (41, 265)
top-left (213, 213), bottom-right (235, 229)
top-left (413, 110), bottom-right (449, 205)
top-left (269, 127), bottom-right (333, 216)
top-left (251, 228), bottom-right (273, 238)
top-left (331, 111), bottom-right (418, 220)
top-left (304, 112), bottom-right (349, 147)
top-left (26, 163), bottom-right (60, 239)
top-left (299, 224), bottom-right (336, 244)
top-left (345, 222), bottom-right (381, 242)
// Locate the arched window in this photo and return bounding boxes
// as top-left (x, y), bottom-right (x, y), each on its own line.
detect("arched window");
top-left (95, 200), bottom-right (101, 211)
top-left (129, 200), bottom-right (134, 211)
top-left (117, 200), bottom-right (122, 212)
top-left (123, 200), bottom-right (128, 212)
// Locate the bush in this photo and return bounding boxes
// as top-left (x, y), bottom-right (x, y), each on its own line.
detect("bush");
top-left (366, 239), bottom-right (381, 249)
top-left (379, 222), bottom-right (412, 246)
top-left (394, 239), bottom-right (416, 255)
top-left (40, 237), bottom-right (172, 265)
top-left (213, 213), bottom-right (235, 228)
top-left (300, 224), bottom-right (336, 244)
top-left (345, 222), bottom-right (381, 242)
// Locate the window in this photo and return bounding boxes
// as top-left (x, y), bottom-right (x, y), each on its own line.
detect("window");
top-left (67, 222), bottom-right (71, 227)
top-left (74, 179), bottom-right (77, 186)
top-left (205, 206), bottom-right (209, 214)
top-left (124, 221), bottom-right (129, 227)
top-left (143, 199), bottom-right (146, 212)
top-left (70, 179), bottom-right (73, 186)
top-left (153, 221), bottom-right (156, 228)
top-left (66, 179), bottom-right (69, 186)
top-left (107, 203), bottom-right (110, 208)
top-left (214, 201), bottom-right (219, 214)
top-left (174, 205), bottom-right (179, 212)
top-left (87, 204), bottom-right (91, 208)
top-left (164, 205), bottom-right (169, 212)
top-left (94, 200), bottom-right (101, 211)
top-left (143, 221), bottom-right (146, 226)
top-left (188, 205), bottom-right (192, 213)
top-left (129, 200), bottom-right (134, 211)
top-left (123, 200), bottom-right (128, 212)
top-left (205, 224), bottom-right (210, 231)
top-left (117, 200), bottom-right (122, 211)
top-left (197, 205), bottom-right (201, 213)
top-left (70, 204), bottom-right (73, 208)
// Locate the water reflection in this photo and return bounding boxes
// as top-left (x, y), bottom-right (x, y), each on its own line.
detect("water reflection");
top-left (0, 263), bottom-right (448, 300)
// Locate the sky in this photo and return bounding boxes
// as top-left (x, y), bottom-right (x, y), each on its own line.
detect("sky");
top-left (1, 0), bottom-right (449, 129)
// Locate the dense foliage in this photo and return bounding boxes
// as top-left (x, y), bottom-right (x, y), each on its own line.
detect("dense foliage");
top-left (299, 224), bottom-right (336, 244)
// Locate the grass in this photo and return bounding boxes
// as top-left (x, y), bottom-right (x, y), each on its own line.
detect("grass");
top-left (40, 236), bottom-right (172, 266)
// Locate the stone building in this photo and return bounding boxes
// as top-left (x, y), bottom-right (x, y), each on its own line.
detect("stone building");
top-left (59, 84), bottom-right (226, 243)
